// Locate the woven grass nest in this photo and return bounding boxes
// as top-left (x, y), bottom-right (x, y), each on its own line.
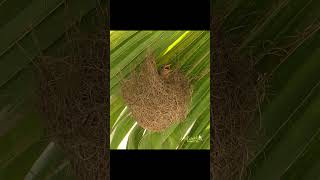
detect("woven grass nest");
top-left (211, 15), bottom-right (268, 180)
top-left (35, 28), bottom-right (108, 180)
top-left (121, 52), bottom-right (192, 132)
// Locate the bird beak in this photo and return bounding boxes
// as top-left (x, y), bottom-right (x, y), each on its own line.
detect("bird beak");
top-left (164, 64), bottom-right (171, 70)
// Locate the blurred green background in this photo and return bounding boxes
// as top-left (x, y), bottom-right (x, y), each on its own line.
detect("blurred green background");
top-left (0, 0), bottom-right (105, 179)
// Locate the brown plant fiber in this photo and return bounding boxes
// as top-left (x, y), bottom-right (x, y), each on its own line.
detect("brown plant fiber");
top-left (121, 52), bottom-right (192, 132)
top-left (35, 29), bottom-right (108, 180)
top-left (211, 11), bottom-right (268, 180)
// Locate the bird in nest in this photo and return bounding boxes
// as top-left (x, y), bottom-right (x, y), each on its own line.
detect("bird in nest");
top-left (159, 64), bottom-right (172, 80)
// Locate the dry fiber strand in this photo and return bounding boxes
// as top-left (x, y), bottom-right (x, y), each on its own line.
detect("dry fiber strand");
top-left (121, 52), bottom-right (192, 132)
top-left (211, 17), bottom-right (268, 180)
top-left (35, 28), bottom-right (108, 180)
top-left (210, 1), bottom-right (319, 179)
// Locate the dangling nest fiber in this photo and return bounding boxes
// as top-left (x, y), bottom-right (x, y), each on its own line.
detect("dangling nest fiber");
top-left (121, 52), bottom-right (192, 132)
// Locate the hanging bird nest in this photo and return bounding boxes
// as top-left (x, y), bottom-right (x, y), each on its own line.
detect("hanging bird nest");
top-left (211, 14), bottom-right (269, 180)
top-left (35, 27), bottom-right (108, 180)
top-left (121, 52), bottom-right (192, 132)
